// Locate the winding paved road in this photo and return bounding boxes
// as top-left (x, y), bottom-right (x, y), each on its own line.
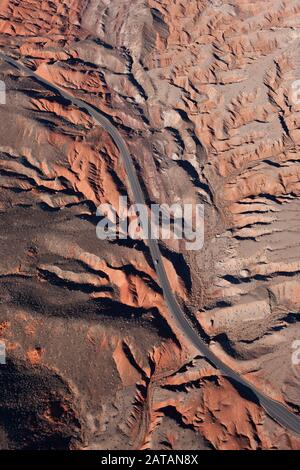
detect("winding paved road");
top-left (2, 51), bottom-right (300, 436)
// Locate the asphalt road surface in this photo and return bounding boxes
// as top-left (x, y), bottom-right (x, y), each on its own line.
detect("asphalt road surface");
top-left (1, 51), bottom-right (300, 436)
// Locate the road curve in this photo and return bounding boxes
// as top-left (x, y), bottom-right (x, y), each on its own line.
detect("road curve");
top-left (1, 52), bottom-right (300, 436)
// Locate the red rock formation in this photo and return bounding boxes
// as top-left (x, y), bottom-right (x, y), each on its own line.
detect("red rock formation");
top-left (0, 0), bottom-right (300, 450)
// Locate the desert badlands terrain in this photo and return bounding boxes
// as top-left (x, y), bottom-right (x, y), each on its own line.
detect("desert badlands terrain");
top-left (0, 0), bottom-right (300, 450)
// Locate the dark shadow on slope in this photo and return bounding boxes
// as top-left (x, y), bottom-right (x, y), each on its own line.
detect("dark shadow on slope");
top-left (227, 377), bottom-right (260, 407)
